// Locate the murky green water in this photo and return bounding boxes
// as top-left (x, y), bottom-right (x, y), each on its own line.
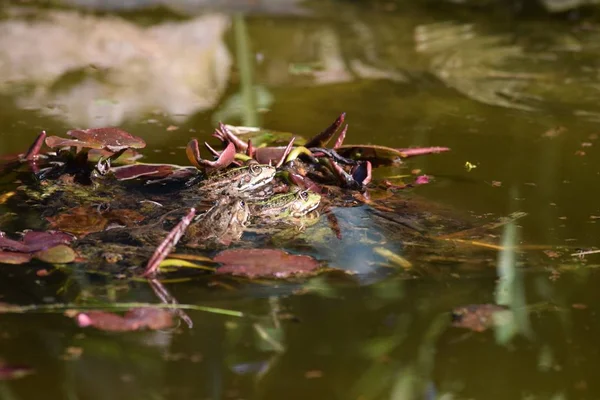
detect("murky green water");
top-left (2, 1), bottom-right (600, 399)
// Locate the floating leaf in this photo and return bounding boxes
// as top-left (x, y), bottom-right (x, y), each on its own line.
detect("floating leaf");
top-left (45, 128), bottom-right (145, 154)
top-left (75, 308), bottom-right (173, 332)
top-left (68, 127), bottom-right (146, 152)
top-left (214, 249), bottom-right (320, 279)
top-left (0, 251), bottom-right (32, 265)
top-left (0, 231), bottom-right (73, 253)
top-left (34, 244), bottom-right (76, 264)
top-left (22, 231), bottom-right (73, 250)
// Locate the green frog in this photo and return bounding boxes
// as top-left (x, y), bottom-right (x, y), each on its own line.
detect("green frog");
top-left (198, 163), bottom-right (276, 198)
top-left (185, 197), bottom-right (250, 246)
top-left (249, 189), bottom-right (321, 221)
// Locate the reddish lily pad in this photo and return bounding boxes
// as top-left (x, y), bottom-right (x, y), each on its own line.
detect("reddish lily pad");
top-left (34, 244), bottom-right (77, 264)
top-left (0, 251), bottom-right (32, 265)
top-left (75, 308), bottom-right (173, 332)
top-left (68, 127), bottom-right (146, 152)
top-left (0, 231), bottom-right (73, 253)
top-left (214, 249), bottom-right (320, 279)
top-left (46, 207), bottom-right (107, 236)
top-left (45, 127), bottom-right (146, 153)
top-left (22, 231), bottom-right (73, 249)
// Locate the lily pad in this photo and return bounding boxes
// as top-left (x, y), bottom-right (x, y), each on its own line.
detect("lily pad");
top-left (68, 127), bottom-right (146, 151)
top-left (34, 244), bottom-right (77, 264)
top-left (0, 231), bottom-right (74, 253)
top-left (45, 127), bottom-right (146, 153)
top-left (75, 308), bottom-right (173, 332)
top-left (214, 249), bottom-right (320, 279)
top-left (0, 251), bottom-right (32, 265)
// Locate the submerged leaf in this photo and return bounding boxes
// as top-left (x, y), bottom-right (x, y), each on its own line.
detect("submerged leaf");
top-left (46, 207), bottom-right (107, 237)
top-left (214, 249), bottom-right (320, 279)
top-left (75, 308), bottom-right (173, 332)
top-left (104, 209), bottom-right (145, 226)
top-left (451, 304), bottom-right (509, 332)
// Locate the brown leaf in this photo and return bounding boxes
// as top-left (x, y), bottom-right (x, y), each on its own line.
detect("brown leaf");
top-left (214, 249), bottom-right (320, 279)
top-left (46, 207), bottom-right (107, 236)
top-left (75, 308), bottom-right (173, 332)
top-left (104, 209), bottom-right (145, 226)
top-left (451, 304), bottom-right (508, 332)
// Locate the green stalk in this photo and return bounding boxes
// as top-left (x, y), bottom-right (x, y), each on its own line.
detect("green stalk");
top-left (234, 14), bottom-right (258, 127)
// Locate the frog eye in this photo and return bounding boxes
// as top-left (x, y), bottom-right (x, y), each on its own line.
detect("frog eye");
top-left (299, 191), bottom-right (309, 201)
top-left (239, 200), bottom-right (246, 207)
top-left (249, 164), bottom-right (262, 176)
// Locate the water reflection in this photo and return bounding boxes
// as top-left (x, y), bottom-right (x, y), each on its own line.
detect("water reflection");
top-left (0, 10), bottom-right (231, 127)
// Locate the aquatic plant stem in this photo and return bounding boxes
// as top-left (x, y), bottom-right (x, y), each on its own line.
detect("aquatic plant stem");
top-left (0, 302), bottom-right (246, 318)
top-left (234, 14), bottom-right (258, 127)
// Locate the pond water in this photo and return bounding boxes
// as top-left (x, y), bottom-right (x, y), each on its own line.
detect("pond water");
top-left (1, 1), bottom-right (600, 399)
